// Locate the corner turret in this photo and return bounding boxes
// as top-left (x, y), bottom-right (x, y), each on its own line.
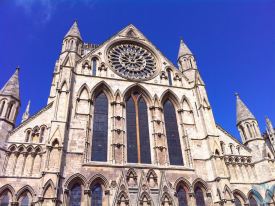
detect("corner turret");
top-left (0, 67), bottom-right (21, 140)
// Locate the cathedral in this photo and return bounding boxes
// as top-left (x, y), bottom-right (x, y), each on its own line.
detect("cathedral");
top-left (0, 21), bottom-right (275, 206)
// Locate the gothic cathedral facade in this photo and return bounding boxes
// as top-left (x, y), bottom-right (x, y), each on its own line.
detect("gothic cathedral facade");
top-left (0, 22), bottom-right (275, 206)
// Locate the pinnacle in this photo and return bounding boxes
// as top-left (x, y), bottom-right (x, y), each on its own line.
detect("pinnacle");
top-left (236, 94), bottom-right (255, 125)
top-left (0, 68), bottom-right (20, 100)
top-left (178, 38), bottom-right (192, 60)
top-left (65, 20), bottom-right (82, 40)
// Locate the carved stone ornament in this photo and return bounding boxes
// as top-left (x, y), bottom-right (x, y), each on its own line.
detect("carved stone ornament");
top-left (108, 43), bottom-right (157, 80)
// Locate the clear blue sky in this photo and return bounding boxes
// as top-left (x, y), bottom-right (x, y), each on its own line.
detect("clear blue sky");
top-left (1, 0), bottom-right (275, 141)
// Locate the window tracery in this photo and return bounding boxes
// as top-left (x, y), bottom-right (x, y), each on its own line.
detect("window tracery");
top-left (91, 184), bottom-right (102, 206)
top-left (126, 91), bottom-right (151, 164)
top-left (91, 92), bottom-right (108, 162)
top-left (163, 99), bottom-right (183, 165)
top-left (108, 43), bottom-right (157, 80)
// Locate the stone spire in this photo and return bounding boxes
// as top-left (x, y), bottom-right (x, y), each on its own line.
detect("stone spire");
top-left (178, 38), bottom-right (192, 60)
top-left (65, 20), bottom-right (82, 40)
top-left (0, 67), bottom-right (20, 100)
top-left (22, 100), bottom-right (30, 123)
top-left (266, 116), bottom-right (274, 135)
top-left (236, 93), bottom-right (255, 125)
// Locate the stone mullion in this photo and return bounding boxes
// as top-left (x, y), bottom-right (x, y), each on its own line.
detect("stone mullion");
top-left (29, 153), bottom-right (36, 176)
top-left (150, 106), bottom-right (167, 166)
top-left (150, 107), bottom-right (159, 165)
top-left (178, 109), bottom-right (193, 168)
top-left (12, 152), bottom-right (19, 175)
top-left (111, 101), bottom-right (125, 164)
top-left (2, 152), bottom-right (10, 174)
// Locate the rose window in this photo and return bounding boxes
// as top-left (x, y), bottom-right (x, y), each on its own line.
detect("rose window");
top-left (108, 43), bottom-right (157, 80)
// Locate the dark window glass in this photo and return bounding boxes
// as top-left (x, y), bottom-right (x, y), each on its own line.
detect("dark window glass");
top-left (126, 96), bottom-right (138, 163)
top-left (249, 196), bottom-right (258, 206)
top-left (163, 100), bottom-right (183, 165)
top-left (195, 187), bottom-right (205, 206)
top-left (91, 93), bottom-right (108, 161)
top-left (6, 103), bottom-right (13, 119)
top-left (91, 184), bottom-right (102, 206)
top-left (138, 97), bottom-right (151, 164)
top-left (167, 70), bottom-right (172, 86)
top-left (0, 101), bottom-right (5, 117)
top-left (92, 59), bottom-right (97, 76)
top-left (21, 194), bottom-right (29, 206)
top-left (0, 192), bottom-right (9, 206)
top-left (234, 196), bottom-right (242, 206)
top-left (69, 184), bottom-right (82, 206)
top-left (177, 186), bottom-right (188, 206)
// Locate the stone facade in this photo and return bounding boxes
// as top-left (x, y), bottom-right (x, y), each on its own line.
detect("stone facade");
top-left (0, 21), bottom-right (275, 206)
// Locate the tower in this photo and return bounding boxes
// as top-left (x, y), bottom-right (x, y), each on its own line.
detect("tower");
top-left (48, 20), bottom-right (83, 103)
top-left (0, 68), bottom-right (20, 141)
top-left (236, 93), bottom-right (261, 144)
top-left (266, 116), bottom-right (275, 146)
top-left (177, 39), bottom-right (197, 83)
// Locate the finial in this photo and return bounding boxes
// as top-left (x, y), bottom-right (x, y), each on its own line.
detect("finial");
top-left (16, 66), bottom-right (20, 71)
top-left (235, 92), bottom-right (239, 97)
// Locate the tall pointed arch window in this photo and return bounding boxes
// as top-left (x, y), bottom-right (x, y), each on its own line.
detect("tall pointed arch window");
top-left (91, 92), bottom-right (108, 161)
top-left (249, 196), bottom-right (258, 206)
top-left (20, 193), bottom-right (30, 206)
top-left (91, 184), bottom-right (102, 206)
top-left (92, 58), bottom-right (97, 76)
top-left (0, 191), bottom-right (10, 206)
top-left (177, 186), bottom-right (188, 206)
top-left (163, 99), bottom-right (183, 165)
top-left (167, 69), bottom-right (173, 86)
top-left (126, 91), bottom-right (151, 164)
top-left (69, 184), bottom-right (82, 206)
top-left (0, 100), bottom-right (5, 117)
top-left (194, 187), bottom-right (206, 206)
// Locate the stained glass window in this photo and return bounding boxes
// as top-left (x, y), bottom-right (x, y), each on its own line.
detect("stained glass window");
top-left (163, 100), bottom-right (183, 165)
top-left (167, 69), bottom-right (173, 86)
top-left (126, 92), bottom-right (151, 164)
top-left (138, 97), bottom-right (151, 164)
top-left (91, 93), bottom-right (108, 161)
top-left (0, 191), bottom-right (10, 206)
top-left (69, 184), bottom-right (82, 206)
top-left (91, 184), bottom-right (102, 206)
top-left (195, 187), bottom-right (205, 206)
top-left (234, 196), bottom-right (242, 206)
top-left (92, 58), bottom-right (97, 76)
top-left (126, 96), bottom-right (138, 163)
top-left (249, 196), bottom-right (258, 206)
top-left (177, 186), bottom-right (188, 206)
top-left (20, 194), bottom-right (29, 206)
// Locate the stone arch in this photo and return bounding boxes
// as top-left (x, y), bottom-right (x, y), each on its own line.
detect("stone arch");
top-left (8, 144), bottom-right (17, 152)
top-left (0, 98), bottom-right (7, 116)
top-left (86, 173), bottom-right (109, 190)
top-left (174, 177), bottom-right (192, 192)
top-left (181, 95), bottom-right (195, 124)
top-left (233, 189), bottom-right (247, 203)
top-left (65, 173), bottom-right (87, 190)
top-left (51, 138), bottom-right (60, 147)
top-left (26, 145), bottom-right (34, 153)
top-left (60, 80), bottom-right (68, 92)
top-left (0, 184), bottom-right (15, 202)
top-left (247, 189), bottom-right (264, 204)
top-left (114, 89), bottom-right (122, 102)
top-left (91, 81), bottom-right (114, 102)
top-left (43, 179), bottom-right (55, 198)
top-left (116, 191), bottom-right (130, 205)
top-left (18, 145), bottom-right (26, 153)
top-left (192, 178), bottom-right (209, 192)
top-left (77, 84), bottom-right (90, 100)
top-left (223, 185), bottom-right (233, 200)
top-left (146, 169), bottom-right (158, 187)
top-left (160, 192), bottom-right (173, 205)
top-left (123, 83), bottom-right (153, 106)
top-left (34, 146), bottom-right (42, 153)
top-left (139, 192), bottom-right (151, 205)
top-left (160, 89), bottom-right (181, 109)
top-left (16, 185), bottom-right (35, 201)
